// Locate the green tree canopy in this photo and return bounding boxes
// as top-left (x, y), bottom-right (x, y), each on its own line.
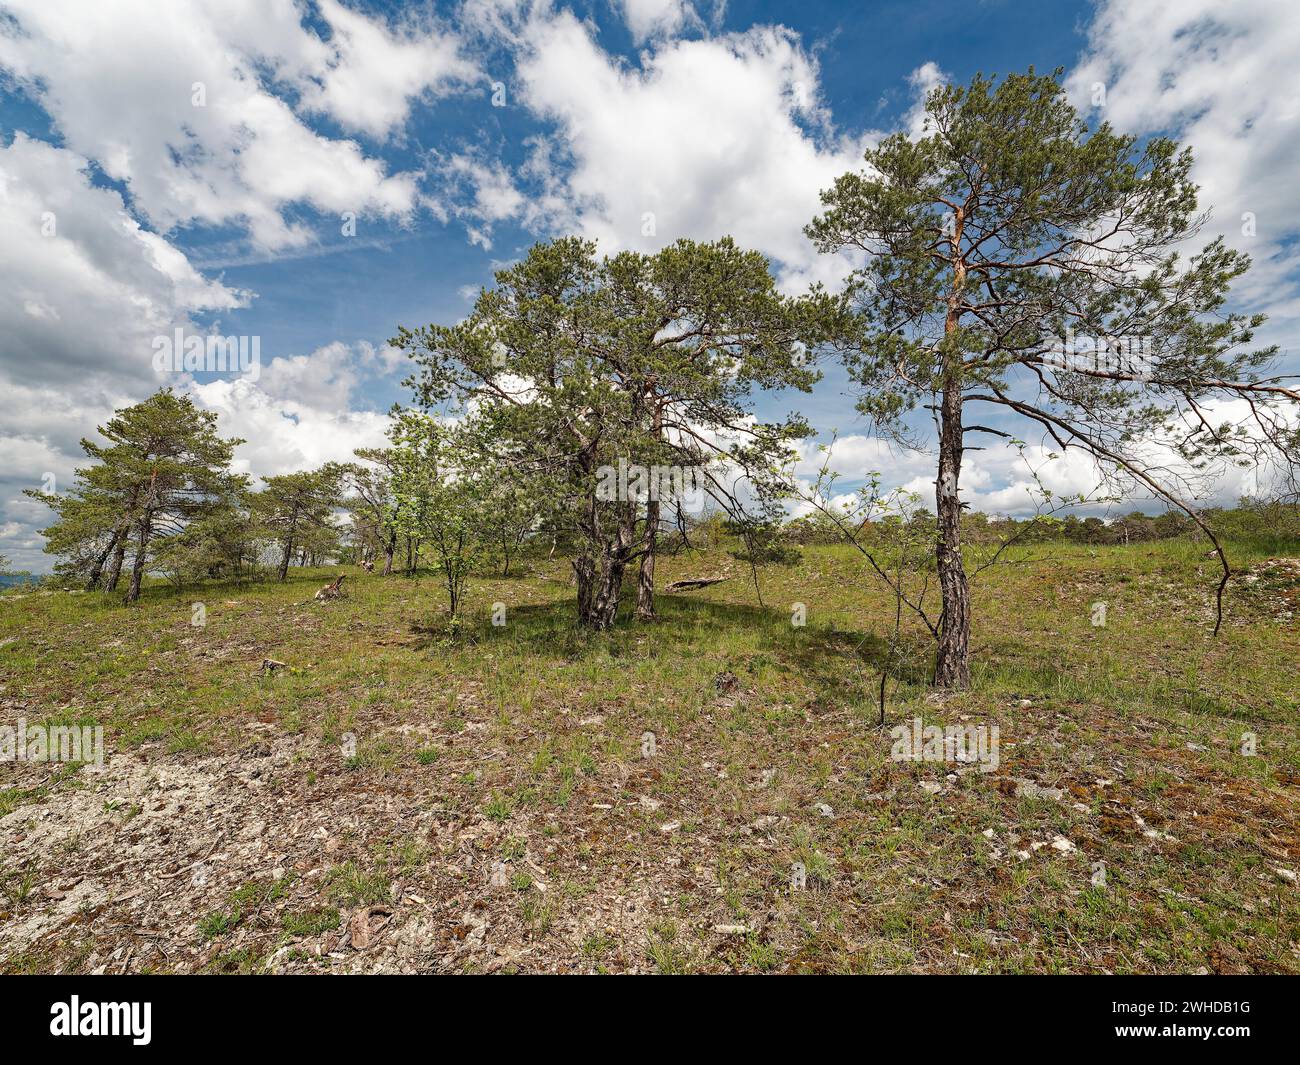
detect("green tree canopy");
top-left (27, 389), bottom-right (247, 602)
top-left (252, 466), bottom-right (346, 581)
top-left (807, 67), bottom-right (1299, 686)
top-left (394, 236), bottom-right (837, 628)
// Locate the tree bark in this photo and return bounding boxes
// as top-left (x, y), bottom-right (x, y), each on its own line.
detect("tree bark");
top-left (934, 206), bottom-right (972, 688)
top-left (105, 543), bottom-right (125, 590)
top-left (278, 537), bottom-right (293, 582)
top-left (382, 529), bottom-right (396, 576)
top-left (934, 381), bottom-right (971, 688)
top-left (588, 548), bottom-right (627, 630)
top-left (573, 553), bottom-right (596, 622)
top-left (86, 525), bottom-right (124, 590)
top-left (126, 512), bottom-right (151, 604)
top-left (636, 388), bottom-right (663, 620)
top-left (576, 493), bottom-right (636, 630)
top-left (593, 503), bottom-right (641, 629)
top-left (636, 498), bottom-right (658, 620)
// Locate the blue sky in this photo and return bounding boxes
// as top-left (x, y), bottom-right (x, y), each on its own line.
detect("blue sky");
top-left (1, 0), bottom-right (1296, 570)
top-left (186, 0), bottom-right (1095, 415)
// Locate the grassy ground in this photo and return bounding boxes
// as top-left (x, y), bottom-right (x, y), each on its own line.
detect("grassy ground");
top-left (1, 535), bottom-right (1297, 973)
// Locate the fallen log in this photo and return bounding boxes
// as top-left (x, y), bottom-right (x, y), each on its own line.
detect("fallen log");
top-left (665, 576), bottom-right (729, 593)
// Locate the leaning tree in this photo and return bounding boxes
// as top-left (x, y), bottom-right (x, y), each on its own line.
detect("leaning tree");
top-left (807, 67), bottom-right (1300, 688)
top-left (27, 389), bottom-right (247, 603)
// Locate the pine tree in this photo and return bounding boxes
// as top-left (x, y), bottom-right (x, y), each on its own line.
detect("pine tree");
top-left (807, 68), bottom-right (1299, 687)
top-left (27, 390), bottom-right (246, 603)
top-left (251, 467), bottom-right (345, 581)
top-left (395, 237), bottom-right (835, 629)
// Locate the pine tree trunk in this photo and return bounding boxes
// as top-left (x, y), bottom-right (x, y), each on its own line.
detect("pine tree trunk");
top-left (588, 552), bottom-right (626, 630)
top-left (636, 390), bottom-right (663, 620)
top-left (636, 499), bottom-right (658, 620)
top-left (382, 530), bottom-right (396, 575)
top-left (104, 488), bottom-right (140, 592)
top-left (105, 535), bottom-right (128, 592)
top-left (573, 553), bottom-right (596, 622)
top-left (126, 513), bottom-right (151, 605)
top-left (933, 208), bottom-right (972, 689)
top-left (593, 504), bottom-right (639, 629)
top-left (87, 525), bottom-right (124, 590)
top-left (578, 503), bottom-right (636, 630)
top-left (278, 538), bottom-right (293, 582)
top-left (934, 381), bottom-right (971, 688)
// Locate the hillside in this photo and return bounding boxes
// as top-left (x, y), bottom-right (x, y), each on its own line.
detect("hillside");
top-left (2, 538), bottom-right (1297, 974)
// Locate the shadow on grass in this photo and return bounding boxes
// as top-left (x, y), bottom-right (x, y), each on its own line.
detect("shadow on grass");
top-left (109, 565), bottom-right (371, 606)
top-left (424, 589), bottom-right (933, 709)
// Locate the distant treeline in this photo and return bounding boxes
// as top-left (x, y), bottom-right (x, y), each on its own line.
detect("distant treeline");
top-left (767, 499), bottom-right (1300, 550)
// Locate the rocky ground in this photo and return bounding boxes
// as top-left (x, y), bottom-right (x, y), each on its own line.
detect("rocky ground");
top-left (2, 544), bottom-right (1298, 973)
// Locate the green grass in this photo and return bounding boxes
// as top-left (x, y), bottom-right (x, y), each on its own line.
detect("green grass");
top-left (322, 862), bottom-right (391, 909)
top-left (198, 876), bottom-right (296, 940)
top-left (281, 908), bottom-right (341, 938)
top-left (1, 535), bottom-right (1297, 973)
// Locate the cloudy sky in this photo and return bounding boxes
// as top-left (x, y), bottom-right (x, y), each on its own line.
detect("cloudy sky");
top-left (2, 0), bottom-right (1297, 570)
